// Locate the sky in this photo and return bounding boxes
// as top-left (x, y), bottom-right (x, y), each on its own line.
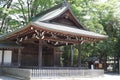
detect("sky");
top-left (99, 0), bottom-right (108, 3)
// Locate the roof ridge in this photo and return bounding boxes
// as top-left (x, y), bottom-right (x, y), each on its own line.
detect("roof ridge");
top-left (32, 1), bottom-right (69, 21)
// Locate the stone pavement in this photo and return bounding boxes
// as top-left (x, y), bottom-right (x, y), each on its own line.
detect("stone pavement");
top-left (0, 76), bottom-right (19, 80)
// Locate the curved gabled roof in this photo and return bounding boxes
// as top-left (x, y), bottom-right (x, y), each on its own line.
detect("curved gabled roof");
top-left (0, 1), bottom-right (108, 43)
top-left (0, 21), bottom-right (108, 43)
top-left (35, 6), bottom-right (67, 21)
top-left (32, 3), bottom-right (66, 21)
top-left (32, 21), bottom-right (108, 39)
top-left (32, 1), bottom-right (85, 29)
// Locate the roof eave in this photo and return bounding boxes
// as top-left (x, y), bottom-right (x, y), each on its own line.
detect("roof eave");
top-left (32, 22), bottom-right (108, 40)
top-left (0, 23), bottom-right (32, 41)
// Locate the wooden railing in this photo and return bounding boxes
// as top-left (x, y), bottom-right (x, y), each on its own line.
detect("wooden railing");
top-left (2, 67), bottom-right (104, 79)
top-left (31, 68), bottom-right (85, 78)
top-left (30, 67), bottom-right (103, 78)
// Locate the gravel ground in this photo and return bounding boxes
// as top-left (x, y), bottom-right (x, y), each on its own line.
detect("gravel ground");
top-left (32, 74), bottom-right (120, 80)
top-left (0, 74), bottom-right (120, 80)
top-left (0, 76), bottom-right (19, 80)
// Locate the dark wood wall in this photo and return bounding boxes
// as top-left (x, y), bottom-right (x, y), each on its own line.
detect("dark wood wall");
top-left (11, 42), bottom-right (62, 67)
top-left (42, 46), bottom-right (54, 66)
top-left (12, 49), bottom-right (18, 66)
top-left (21, 43), bottom-right (38, 66)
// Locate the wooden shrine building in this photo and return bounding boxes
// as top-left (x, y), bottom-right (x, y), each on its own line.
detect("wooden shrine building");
top-left (0, 2), bottom-right (108, 68)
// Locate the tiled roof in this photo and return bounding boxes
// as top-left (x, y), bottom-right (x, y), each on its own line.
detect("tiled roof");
top-left (0, 1), bottom-right (108, 42)
top-left (32, 21), bottom-right (108, 39)
top-left (37, 6), bottom-right (67, 21)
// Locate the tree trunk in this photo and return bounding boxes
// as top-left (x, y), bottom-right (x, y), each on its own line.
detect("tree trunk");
top-left (103, 55), bottom-right (107, 71)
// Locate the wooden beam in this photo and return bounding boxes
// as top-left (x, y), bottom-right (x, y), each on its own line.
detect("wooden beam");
top-left (43, 36), bottom-right (80, 44)
top-left (23, 35), bottom-right (80, 44)
top-left (43, 41), bottom-right (54, 47)
top-left (38, 40), bottom-right (42, 68)
top-left (3, 25), bottom-right (106, 43)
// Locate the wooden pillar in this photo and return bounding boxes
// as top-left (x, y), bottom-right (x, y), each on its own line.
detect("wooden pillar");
top-left (54, 47), bottom-right (57, 67)
top-left (18, 48), bottom-right (21, 67)
top-left (70, 45), bottom-right (74, 66)
top-left (118, 58), bottom-right (120, 74)
top-left (78, 43), bottom-right (81, 67)
top-left (38, 40), bottom-right (42, 68)
top-left (54, 47), bottom-right (62, 67)
top-left (1, 49), bottom-right (4, 66)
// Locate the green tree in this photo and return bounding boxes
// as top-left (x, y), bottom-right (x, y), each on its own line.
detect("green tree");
top-left (0, 0), bottom-right (62, 34)
top-left (69, 0), bottom-right (120, 71)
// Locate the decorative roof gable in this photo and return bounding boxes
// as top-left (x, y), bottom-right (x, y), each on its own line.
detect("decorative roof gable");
top-left (0, 1), bottom-right (108, 44)
top-left (33, 1), bottom-right (85, 29)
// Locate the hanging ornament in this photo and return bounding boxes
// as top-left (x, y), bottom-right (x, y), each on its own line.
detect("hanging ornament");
top-left (48, 40), bottom-right (50, 43)
top-left (32, 34), bottom-right (36, 38)
top-left (35, 30), bottom-right (39, 35)
top-left (66, 42), bottom-right (68, 45)
top-left (41, 35), bottom-right (45, 39)
top-left (31, 27), bottom-right (33, 30)
top-left (19, 38), bottom-right (23, 42)
top-left (76, 36), bottom-right (78, 40)
top-left (24, 36), bottom-right (28, 40)
top-left (54, 41), bottom-right (58, 45)
top-left (16, 41), bottom-right (19, 44)
top-left (41, 31), bottom-right (45, 36)
top-left (36, 35), bottom-right (40, 39)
